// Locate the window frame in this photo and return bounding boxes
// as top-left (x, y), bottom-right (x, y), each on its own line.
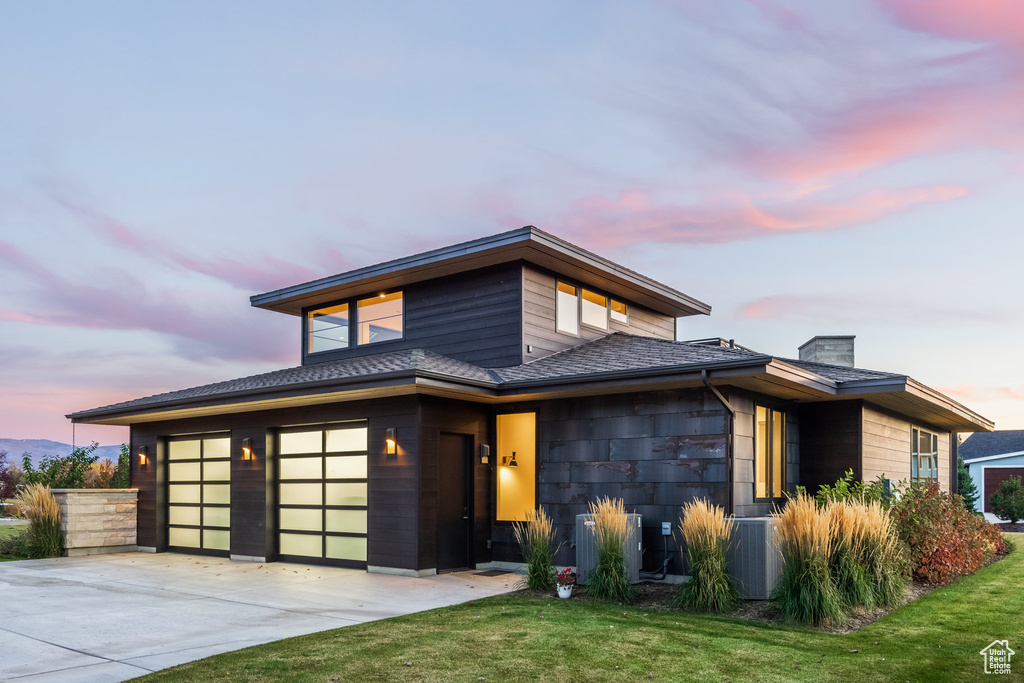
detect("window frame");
top-left (911, 427), bottom-right (939, 485)
top-left (304, 291), bottom-right (405, 356)
top-left (754, 405), bottom-right (786, 502)
top-left (555, 281), bottom-right (629, 335)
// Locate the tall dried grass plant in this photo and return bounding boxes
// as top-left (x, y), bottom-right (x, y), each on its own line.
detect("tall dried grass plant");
top-left (512, 507), bottom-right (556, 591)
top-left (674, 499), bottom-right (740, 612)
top-left (13, 483), bottom-right (63, 558)
top-left (860, 500), bottom-right (907, 605)
top-left (585, 496), bottom-right (635, 602)
top-left (827, 501), bottom-right (874, 608)
top-left (770, 494), bottom-right (844, 625)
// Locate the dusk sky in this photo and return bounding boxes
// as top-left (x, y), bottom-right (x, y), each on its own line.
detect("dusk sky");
top-left (2, 1), bottom-right (1023, 447)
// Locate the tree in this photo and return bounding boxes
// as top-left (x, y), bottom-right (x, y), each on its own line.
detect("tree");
top-left (0, 450), bottom-right (12, 503)
top-left (21, 443), bottom-right (99, 489)
top-left (989, 476), bottom-right (1024, 525)
top-left (957, 456), bottom-right (980, 512)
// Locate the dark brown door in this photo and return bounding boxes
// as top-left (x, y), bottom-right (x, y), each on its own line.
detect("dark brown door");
top-left (985, 467), bottom-right (1024, 513)
top-left (437, 433), bottom-right (470, 571)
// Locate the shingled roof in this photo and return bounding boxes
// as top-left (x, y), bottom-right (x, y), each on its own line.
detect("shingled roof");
top-left (960, 431), bottom-right (1024, 460)
top-left (68, 332), bottom-right (915, 422)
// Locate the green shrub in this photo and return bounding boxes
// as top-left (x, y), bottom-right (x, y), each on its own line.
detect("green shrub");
top-left (13, 484), bottom-right (64, 558)
top-left (511, 507), bottom-right (556, 591)
top-left (0, 529), bottom-right (30, 559)
top-left (110, 444), bottom-right (131, 489)
top-left (814, 468), bottom-right (890, 507)
top-left (770, 494), bottom-right (844, 625)
top-left (892, 482), bottom-right (1006, 583)
top-left (989, 476), bottom-right (1024, 524)
top-left (584, 497), bottom-right (635, 602)
top-left (674, 498), bottom-right (740, 613)
top-left (957, 456), bottom-right (980, 512)
top-left (22, 443), bottom-right (99, 489)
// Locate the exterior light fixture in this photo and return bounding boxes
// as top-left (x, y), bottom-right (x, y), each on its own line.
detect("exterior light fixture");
top-left (479, 444), bottom-right (490, 465)
top-left (137, 445), bottom-right (148, 465)
top-left (241, 437), bottom-right (253, 460)
top-left (385, 427), bottom-right (397, 455)
top-left (503, 451), bottom-right (518, 468)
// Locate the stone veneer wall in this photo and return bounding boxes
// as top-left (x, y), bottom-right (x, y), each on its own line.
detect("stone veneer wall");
top-left (51, 489), bottom-right (139, 556)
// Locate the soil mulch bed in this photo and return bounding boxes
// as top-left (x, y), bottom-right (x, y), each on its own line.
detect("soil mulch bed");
top-left (520, 550), bottom-right (1011, 634)
top-left (996, 522), bottom-right (1024, 533)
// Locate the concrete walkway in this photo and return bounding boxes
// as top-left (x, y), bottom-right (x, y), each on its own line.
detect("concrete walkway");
top-left (0, 553), bottom-right (517, 682)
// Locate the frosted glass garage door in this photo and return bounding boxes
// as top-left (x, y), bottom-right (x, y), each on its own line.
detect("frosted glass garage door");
top-left (278, 423), bottom-right (368, 567)
top-left (167, 436), bottom-right (231, 555)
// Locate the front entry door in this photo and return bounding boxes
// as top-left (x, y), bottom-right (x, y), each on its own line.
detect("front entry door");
top-left (437, 433), bottom-right (471, 571)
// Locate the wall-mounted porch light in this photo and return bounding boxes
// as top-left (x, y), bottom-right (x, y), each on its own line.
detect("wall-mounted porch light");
top-left (479, 444), bottom-right (490, 465)
top-left (503, 451), bottom-right (518, 468)
top-left (385, 427), bottom-right (397, 456)
top-left (241, 437), bottom-right (253, 460)
top-left (137, 445), bottom-right (148, 466)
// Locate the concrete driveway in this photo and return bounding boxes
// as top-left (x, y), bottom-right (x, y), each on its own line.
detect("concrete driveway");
top-left (0, 553), bottom-right (516, 682)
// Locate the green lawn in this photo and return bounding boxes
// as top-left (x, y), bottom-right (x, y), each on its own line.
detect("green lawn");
top-left (0, 524), bottom-right (27, 561)
top-left (131, 533), bottom-right (1023, 682)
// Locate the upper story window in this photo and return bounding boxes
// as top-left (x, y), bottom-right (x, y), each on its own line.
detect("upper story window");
top-left (306, 292), bottom-right (403, 355)
top-left (911, 428), bottom-right (938, 484)
top-left (556, 282), bottom-right (579, 335)
top-left (556, 281), bottom-right (629, 335)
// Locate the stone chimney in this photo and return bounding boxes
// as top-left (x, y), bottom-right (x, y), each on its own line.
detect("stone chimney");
top-left (798, 336), bottom-right (855, 367)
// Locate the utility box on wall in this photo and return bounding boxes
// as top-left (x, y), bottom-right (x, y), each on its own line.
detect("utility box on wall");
top-left (575, 513), bottom-right (642, 584)
top-left (726, 517), bottom-right (782, 599)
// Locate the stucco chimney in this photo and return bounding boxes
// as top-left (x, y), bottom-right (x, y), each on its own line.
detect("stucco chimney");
top-left (798, 335), bottom-right (855, 367)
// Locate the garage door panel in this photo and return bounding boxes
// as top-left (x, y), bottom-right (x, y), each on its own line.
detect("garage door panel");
top-left (278, 424), bottom-right (368, 566)
top-left (985, 467), bottom-right (1024, 513)
top-left (167, 436), bottom-right (231, 556)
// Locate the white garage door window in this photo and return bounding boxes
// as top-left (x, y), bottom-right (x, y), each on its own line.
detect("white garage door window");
top-left (167, 436), bottom-right (231, 554)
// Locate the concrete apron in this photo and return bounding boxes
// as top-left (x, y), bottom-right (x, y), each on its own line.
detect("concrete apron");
top-left (0, 553), bottom-right (518, 682)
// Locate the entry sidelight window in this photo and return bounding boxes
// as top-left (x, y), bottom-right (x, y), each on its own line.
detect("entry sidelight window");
top-left (496, 412), bottom-right (536, 521)
top-left (755, 406), bottom-right (785, 500)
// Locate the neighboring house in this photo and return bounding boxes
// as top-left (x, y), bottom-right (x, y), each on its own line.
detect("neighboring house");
top-left (960, 430), bottom-right (1024, 521)
top-left (68, 227), bottom-right (993, 577)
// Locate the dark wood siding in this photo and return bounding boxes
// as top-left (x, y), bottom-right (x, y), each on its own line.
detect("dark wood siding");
top-left (303, 263), bottom-right (523, 368)
top-left (417, 397), bottom-right (490, 569)
top-left (522, 265), bottom-right (676, 363)
top-left (131, 396), bottom-right (421, 569)
top-left (729, 388), bottom-right (799, 517)
top-left (491, 389), bottom-right (728, 578)
top-left (798, 401), bottom-right (862, 496)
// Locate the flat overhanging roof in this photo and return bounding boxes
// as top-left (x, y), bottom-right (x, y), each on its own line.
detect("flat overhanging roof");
top-left (250, 226), bottom-right (712, 319)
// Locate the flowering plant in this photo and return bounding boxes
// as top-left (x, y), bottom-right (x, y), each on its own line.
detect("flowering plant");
top-left (556, 567), bottom-right (577, 587)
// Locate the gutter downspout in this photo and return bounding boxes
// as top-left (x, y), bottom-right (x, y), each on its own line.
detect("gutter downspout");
top-left (702, 370), bottom-right (735, 515)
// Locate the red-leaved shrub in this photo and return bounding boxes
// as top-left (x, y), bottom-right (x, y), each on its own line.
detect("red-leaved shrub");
top-left (892, 483), bottom-right (1006, 584)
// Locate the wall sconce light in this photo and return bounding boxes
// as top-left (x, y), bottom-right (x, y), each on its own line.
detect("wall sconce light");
top-left (385, 427), bottom-right (397, 456)
top-left (503, 451), bottom-right (518, 468)
top-left (241, 437), bottom-right (253, 460)
top-left (137, 445), bottom-right (148, 466)
top-left (479, 444), bottom-right (490, 465)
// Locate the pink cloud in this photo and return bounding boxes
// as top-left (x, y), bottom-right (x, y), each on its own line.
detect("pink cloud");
top-left (879, 0), bottom-right (1024, 47)
top-left (552, 184), bottom-right (967, 247)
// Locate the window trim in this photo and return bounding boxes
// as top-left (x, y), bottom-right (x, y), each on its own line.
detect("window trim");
top-left (304, 291), bottom-right (405, 355)
top-left (911, 427), bottom-right (939, 485)
top-left (754, 405), bottom-right (786, 502)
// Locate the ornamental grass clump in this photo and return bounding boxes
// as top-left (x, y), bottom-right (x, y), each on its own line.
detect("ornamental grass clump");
top-left (770, 493), bottom-right (844, 625)
top-left (512, 507), bottom-right (556, 591)
top-left (13, 483), bottom-right (63, 558)
top-left (827, 500), bottom-right (874, 609)
top-left (674, 498), bottom-right (740, 613)
top-left (859, 499), bottom-right (907, 606)
top-left (585, 496), bottom-right (635, 602)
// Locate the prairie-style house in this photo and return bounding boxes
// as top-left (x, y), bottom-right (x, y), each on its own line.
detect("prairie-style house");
top-left (69, 227), bottom-right (992, 576)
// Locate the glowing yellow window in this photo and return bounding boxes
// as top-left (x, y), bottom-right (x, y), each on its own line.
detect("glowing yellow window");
top-left (755, 406), bottom-right (785, 500)
top-left (496, 413), bottom-right (536, 521)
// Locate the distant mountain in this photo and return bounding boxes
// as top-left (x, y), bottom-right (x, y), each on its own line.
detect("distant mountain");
top-left (0, 439), bottom-right (125, 468)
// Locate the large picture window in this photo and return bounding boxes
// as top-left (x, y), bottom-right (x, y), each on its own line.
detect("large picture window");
top-left (496, 412), bottom-right (536, 521)
top-left (306, 292), bottom-right (403, 354)
top-left (755, 406), bottom-right (785, 500)
top-left (911, 428), bottom-right (938, 484)
top-left (556, 282), bottom-right (579, 335)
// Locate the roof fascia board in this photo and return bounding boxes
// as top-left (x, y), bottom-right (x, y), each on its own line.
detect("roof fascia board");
top-left (838, 376), bottom-right (993, 431)
top-left (963, 450), bottom-right (1024, 464)
top-left (250, 227), bottom-right (711, 318)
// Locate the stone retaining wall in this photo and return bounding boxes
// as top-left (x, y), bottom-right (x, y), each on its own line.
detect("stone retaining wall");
top-left (51, 489), bottom-right (138, 556)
